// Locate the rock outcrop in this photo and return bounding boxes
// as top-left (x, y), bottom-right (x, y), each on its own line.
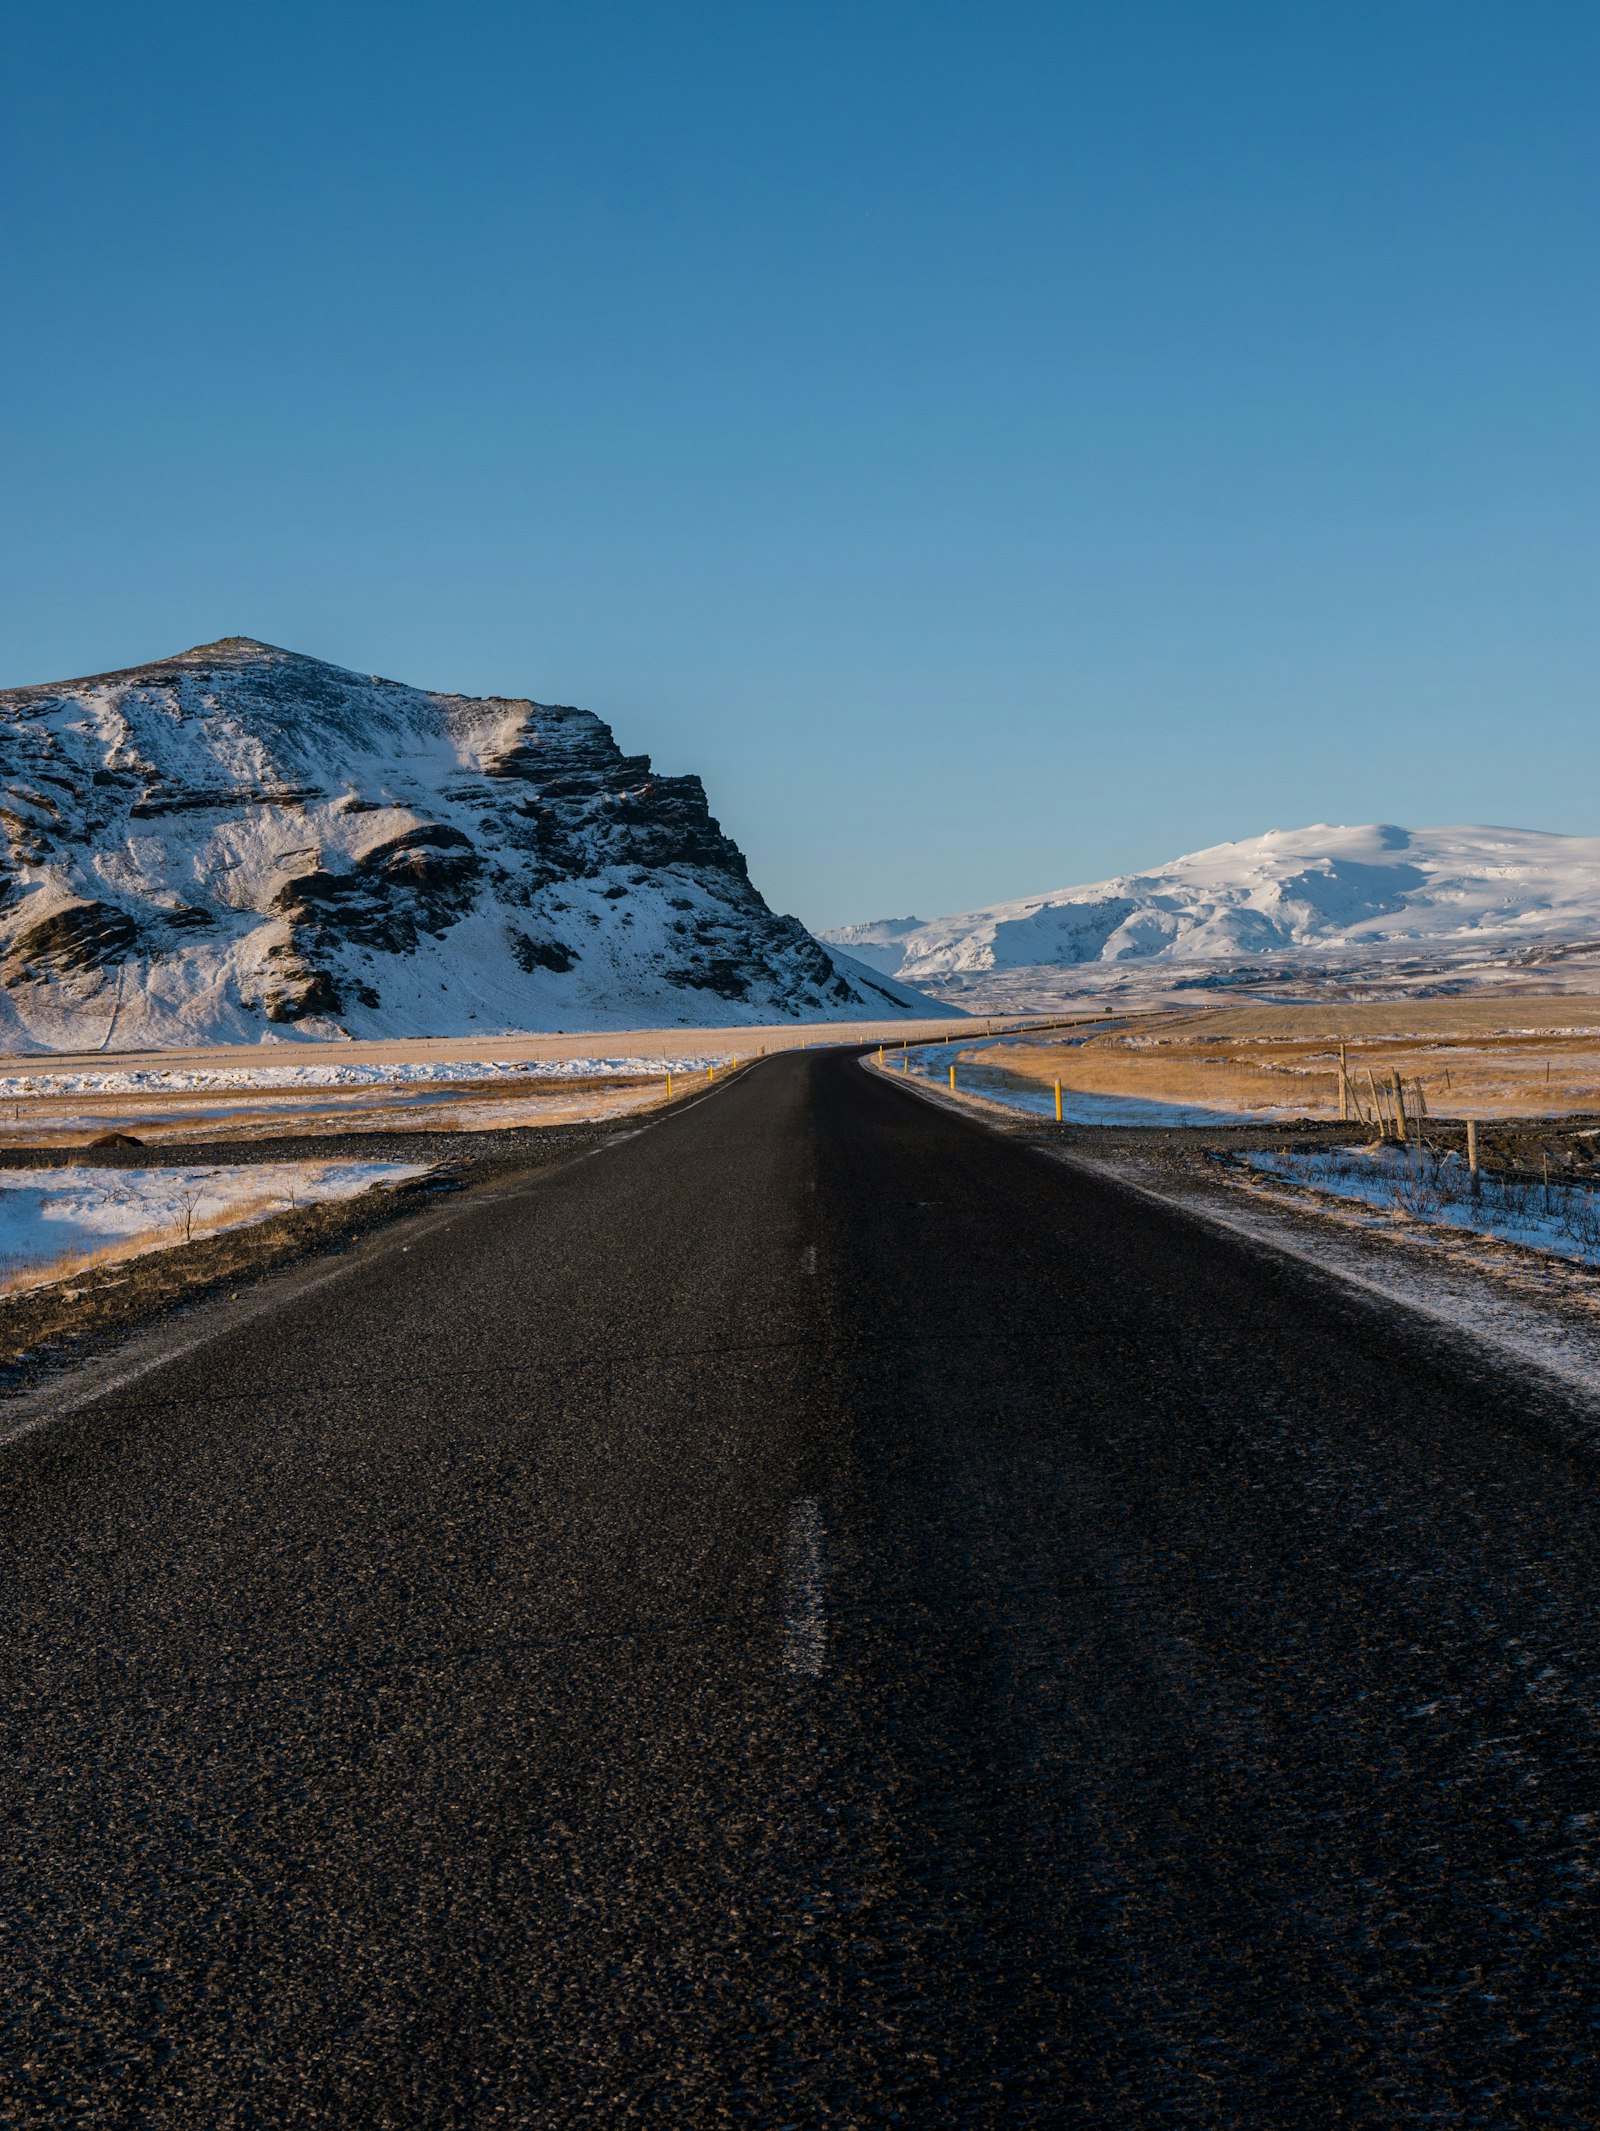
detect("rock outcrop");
top-left (0, 637), bottom-right (933, 1049)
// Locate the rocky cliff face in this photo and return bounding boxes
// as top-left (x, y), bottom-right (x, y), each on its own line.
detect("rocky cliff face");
top-left (0, 637), bottom-right (930, 1050)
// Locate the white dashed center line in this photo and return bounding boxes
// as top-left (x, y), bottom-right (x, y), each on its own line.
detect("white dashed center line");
top-left (783, 1497), bottom-right (827, 1678)
top-left (801, 1243), bottom-right (817, 1276)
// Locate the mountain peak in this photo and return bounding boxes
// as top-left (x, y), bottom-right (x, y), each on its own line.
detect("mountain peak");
top-left (823, 822), bottom-right (1600, 1008)
top-left (178, 635), bottom-right (290, 659)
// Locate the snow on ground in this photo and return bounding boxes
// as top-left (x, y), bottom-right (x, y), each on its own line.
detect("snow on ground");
top-left (0, 1055), bottom-right (726, 1098)
top-left (0, 1161), bottom-right (427, 1293)
top-left (891, 1040), bottom-right (1264, 1126)
top-left (1240, 1145), bottom-right (1600, 1268)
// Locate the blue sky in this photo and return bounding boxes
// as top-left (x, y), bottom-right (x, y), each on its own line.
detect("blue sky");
top-left (3, 1), bottom-right (1595, 928)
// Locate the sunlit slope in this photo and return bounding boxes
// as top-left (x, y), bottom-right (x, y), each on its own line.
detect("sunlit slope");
top-left (826, 824), bottom-right (1600, 985)
top-left (0, 637), bottom-right (938, 1051)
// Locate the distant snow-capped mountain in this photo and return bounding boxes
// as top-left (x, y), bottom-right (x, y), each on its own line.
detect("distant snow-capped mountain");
top-left (0, 637), bottom-right (936, 1052)
top-left (823, 825), bottom-right (1600, 1007)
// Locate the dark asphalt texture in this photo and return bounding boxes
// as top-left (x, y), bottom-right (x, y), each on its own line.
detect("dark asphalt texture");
top-left (3, 1049), bottom-right (1600, 2126)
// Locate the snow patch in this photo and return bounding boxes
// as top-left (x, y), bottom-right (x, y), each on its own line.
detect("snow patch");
top-left (0, 1160), bottom-right (428, 1293)
top-left (1241, 1145), bottom-right (1600, 1267)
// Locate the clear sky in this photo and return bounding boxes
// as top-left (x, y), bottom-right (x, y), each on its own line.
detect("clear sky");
top-left (3, 2), bottom-right (1595, 929)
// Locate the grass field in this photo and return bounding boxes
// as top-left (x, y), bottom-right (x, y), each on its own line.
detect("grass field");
top-left (0, 1073), bottom-right (673, 1149)
top-left (972, 1000), bottom-right (1600, 1121)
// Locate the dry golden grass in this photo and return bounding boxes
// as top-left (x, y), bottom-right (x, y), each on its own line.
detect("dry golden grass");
top-left (0, 1071), bottom-right (672, 1148)
top-left (1149, 998), bottom-right (1600, 1041)
top-left (0, 1018), bottom-right (979, 1077)
top-left (973, 1002), bottom-right (1600, 1120)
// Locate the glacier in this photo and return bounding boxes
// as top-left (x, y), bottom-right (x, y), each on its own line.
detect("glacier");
top-left (824, 824), bottom-right (1600, 1009)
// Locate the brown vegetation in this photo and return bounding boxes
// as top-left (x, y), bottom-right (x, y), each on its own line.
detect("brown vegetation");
top-left (974, 1001), bottom-right (1600, 1120)
top-left (0, 1072), bottom-right (667, 1150)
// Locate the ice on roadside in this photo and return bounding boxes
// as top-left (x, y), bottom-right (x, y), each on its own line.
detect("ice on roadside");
top-left (894, 1041), bottom-right (1267, 1126)
top-left (0, 1160), bottom-right (428, 1294)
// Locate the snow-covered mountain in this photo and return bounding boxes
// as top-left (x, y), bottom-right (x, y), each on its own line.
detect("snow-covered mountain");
top-left (824, 825), bottom-right (1600, 1009)
top-left (0, 637), bottom-right (935, 1051)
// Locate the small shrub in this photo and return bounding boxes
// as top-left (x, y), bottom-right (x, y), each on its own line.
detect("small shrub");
top-left (1559, 1187), bottom-right (1600, 1257)
top-left (1391, 1157), bottom-right (1446, 1222)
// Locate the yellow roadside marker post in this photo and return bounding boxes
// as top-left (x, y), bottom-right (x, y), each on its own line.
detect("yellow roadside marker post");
top-left (667, 1070), bottom-right (673, 1097)
top-left (878, 1046), bottom-right (884, 1065)
top-left (709, 1062), bottom-right (715, 1081)
top-left (1055, 1081), bottom-right (1062, 1122)
top-left (948, 1064), bottom-right (955, 1091)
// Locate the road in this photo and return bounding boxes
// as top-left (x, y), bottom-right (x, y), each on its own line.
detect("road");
top-left (3, 1049), bottom-right (1599, 2125)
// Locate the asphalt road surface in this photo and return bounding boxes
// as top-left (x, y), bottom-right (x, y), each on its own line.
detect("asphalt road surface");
top-left (4, 1049), bottom-right (1600, 2126)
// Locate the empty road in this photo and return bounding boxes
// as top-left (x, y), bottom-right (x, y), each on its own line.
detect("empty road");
top-left (3, 1049), bottom-right (1599, 2125)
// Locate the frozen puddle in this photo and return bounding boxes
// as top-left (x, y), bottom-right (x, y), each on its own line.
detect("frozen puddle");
top-left (783, 1497), bottom-right (827, 1678)
top-left (0, 1160), bottom-right (429, 1295)
top-left (886, 1043), bottom-right (1275, 1127)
